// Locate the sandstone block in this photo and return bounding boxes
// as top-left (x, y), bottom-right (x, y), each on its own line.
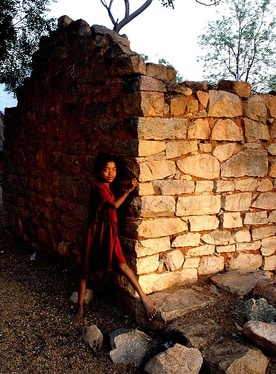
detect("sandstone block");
top-left (236, 241), bottom-right (261, 252)
top-left (166, 140), bottom-right (198, 158)
top-left (222, 192), bottom-right (252, 211)
top-left (201, 230), bottom-right (234, 245)
top-left (183, 257), bottom-right (200, 268)
top-left (172, 232), bottom-right (201, 248)
top-left (244, 95), bottom-right (267, 123)
top-left (189, 215), bottom-right (219, 231)
top-left (170, 96), bottom-right (189, 116)
top-left (244, 211), bottom-right (268, 225)
top-left (233, 229), bottom-right (251, 243)
top-left (212, 118), bottom-right (244, 141)
top-left (214, 180), bottom-right (235, 192)
top-left (133, 195), bottom-right (175, 217)
top-left (213, 143), bottom-right (236, 162)
top-left (136, 254), bottom-right (159, 275)
top-left (252, 225), bottom-right (276, 241)
top-left (195, 181), bottom-right (214, 193)
top-left (216, 244), bottom-right (236, 253)
top-left (257, 178), bottom-right (273, 192)
top-left (153, 179), bottom-right (195, 195)
top-left (221, 149), bottom-right (268, 178)
top-left (221, 212), bottom-right (243, 228)
top-left (198, 255), bottom-right (225, 275)
top-left (177, 154), bottom-right (220, 179)
top-left (186, 244), bottom-right (215, 257)
top-left (244, 118), bottom-right (270, 142)
top-left (139, 160), bottom-right (176, 182)
top-left (252, 192), bottom-right (276, 210)
top-left (196, 90), bottom-right (209, 107)
top-left (176, 195), bottom-right (221, 216)
top-left (138, 182), bottom-right (155, 196)
top-left (217, 80), bottom-right (252, 98)
top-left (188, 118), bottom-right (211, 139)
top-left (146, 62), bottom-right (176, 83)
top-left (124, 75), bottom-right (166, 92)
top-left (138, 140), bottom-right (166, 156)
top-left (138, 268), bottom-right (198, 294)
top-left (208, 90), bottom-right (243, 117)
top-left (268, 210), bottom-right (276, 222)
top-left (234, 178), bottom-right (258, 191)
top-left (123, 237), bottom-right (171, 257)
top-left (144, 343), bottom-right (203, 374)
top-left (261, 236), bottom-right (276, 256)
top-left (163, 249), bottom-right (184, 271)
top-left (228, 253), bottom-right (263, 270)
top-left (263, 255), bottom-right (276, 271)
top-left (138, 218), bottom-right (188, 239)
top-left (131, 117), bottom-right (188, 140)
top-left (267, 143), bottom-right (276, 155)
top-left (269, 159), bottom-right (276, 177)
top-left (243, 321), bottom-right (276, 355)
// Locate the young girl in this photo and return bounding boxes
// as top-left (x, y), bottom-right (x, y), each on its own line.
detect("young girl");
top-left (75, 153), bottom-right (157, 325)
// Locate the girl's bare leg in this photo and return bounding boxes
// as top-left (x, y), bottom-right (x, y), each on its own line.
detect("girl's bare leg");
top-left (118, 263), bottom-right (157, 321)
top-left (75, 276), bottom-right (87, 327)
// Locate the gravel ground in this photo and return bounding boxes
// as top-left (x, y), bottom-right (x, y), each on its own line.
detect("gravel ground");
top-left (0, 187), bottom-right (275, 373)
top-left (0, 226), bottom-right (142, 374)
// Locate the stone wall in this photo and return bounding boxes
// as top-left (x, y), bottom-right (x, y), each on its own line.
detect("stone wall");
top-left (3, 17), bottom-right (276, 296)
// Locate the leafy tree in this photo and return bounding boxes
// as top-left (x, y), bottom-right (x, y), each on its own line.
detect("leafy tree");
top-left (0, 0), bottom-right (56, 94)
top-left (101, 0), bottom-right (221, 33)
top-left (197, 0), bottom-right (276, 92)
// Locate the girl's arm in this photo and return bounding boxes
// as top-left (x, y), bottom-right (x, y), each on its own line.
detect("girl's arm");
top-left (109, 178), bottom-right (138, 209)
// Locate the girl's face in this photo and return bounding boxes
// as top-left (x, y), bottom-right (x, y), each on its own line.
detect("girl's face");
top-left (100, 161), bottom-right (117, 184)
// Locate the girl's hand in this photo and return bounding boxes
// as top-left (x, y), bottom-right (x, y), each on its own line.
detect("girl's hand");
top-left (129, 178), bottom-right (138, 192)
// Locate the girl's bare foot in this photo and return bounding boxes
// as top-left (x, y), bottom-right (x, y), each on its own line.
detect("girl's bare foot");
top-left (74, 306), bottom-right (84, 328)
top-left (141, 295), bottom-right (157, 321)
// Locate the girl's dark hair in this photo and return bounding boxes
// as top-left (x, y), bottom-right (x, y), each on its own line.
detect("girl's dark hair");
top-left (94, 153), bottom-right (121, 177)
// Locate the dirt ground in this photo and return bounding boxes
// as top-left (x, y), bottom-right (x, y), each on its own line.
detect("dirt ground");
top-left (0, 201), bottom-right (275, 373)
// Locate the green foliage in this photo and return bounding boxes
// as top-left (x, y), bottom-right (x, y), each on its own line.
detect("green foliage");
top-left (0, 0), bottom-right (56, 94)
top-left (197, 0), bottom-right (276, 92)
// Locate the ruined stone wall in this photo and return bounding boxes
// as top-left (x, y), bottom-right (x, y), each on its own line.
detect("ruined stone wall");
top-left (3, 17), bottom-right (276, 296)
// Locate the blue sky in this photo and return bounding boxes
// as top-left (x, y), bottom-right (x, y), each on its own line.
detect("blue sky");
top-left (0, 0), bottom-right (220, 112)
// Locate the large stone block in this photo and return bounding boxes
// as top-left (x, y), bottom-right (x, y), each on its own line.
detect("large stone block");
top-left (132, 195), bottom-right (175, 217)
top-left (244, 118), bottom-right (270, 142)
top-left (136, 254), bottom-right (159, 275)
top-left (213, 143), bottom-right (236, 162)
top-left (217, 80), bottom-right (252, 98)
top-left (221, 149), bottom-right (268, 178)
top-left (139, 160), bottom-right (176, 182)
top-left (138, 268), bottom-right (198, 294)
top-left (172, 232), bottom-right (201, 248)
top-left (166, 140), bottom-right (198, 158)
top-left (176, 195), bottom-right (221, 216)
top-left (198, 255), bottom-right (225, 275)
top-left (188, 118), bottom-right (211, 139)
top-left (228, 253), bottom-right (263, 270)
top-left (153, 179), bottom-right (195, 195)
top-left (208, 90), bottom-right (243, 117)
top-left (189, 215), bottom-right (219, 231)
top-left (138, 140), bottom-right (166, 156)
top-left (222, 192), bottom-right (252, 211)
top-left (261, 236), bottom-right (276, 256)
top-left (252, 192), bottom-right (276, 210)
top-left (212, 118), bottom-right (244, 141)
top-left (138, 217), bottom-right (188, 239)
top-left (177, 154), bottom-right (220, 179)
top-left (130, 117), bottom-right (188, 140)
top-left (244, 95), bottom-right (267, 123)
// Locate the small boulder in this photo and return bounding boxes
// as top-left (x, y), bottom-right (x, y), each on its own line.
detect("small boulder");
top-left (82, 325), bottom-right (103, 355)
top-left (243, 320), bottom-right (276, 354)
top-left (144, 343), bottom-right (203, 374)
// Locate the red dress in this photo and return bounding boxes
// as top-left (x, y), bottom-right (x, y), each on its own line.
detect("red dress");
top-left (84, 182), bottom-right (127, 272)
